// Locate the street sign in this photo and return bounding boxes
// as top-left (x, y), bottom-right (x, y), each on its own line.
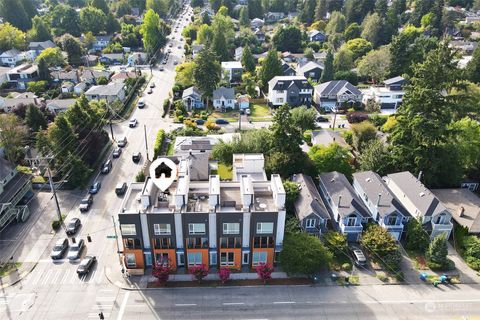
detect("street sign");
top-left (106, 235), bottom-right (117, 239)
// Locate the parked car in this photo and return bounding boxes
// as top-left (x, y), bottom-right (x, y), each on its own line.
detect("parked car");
top-left (173, 61), bottom-right (178, 65)
top-left (129, 119), bottom-right (138, 128)
top-left (132, 152), bottom-right (141, 163)
top-left (150, 82), bottom-right (155, 88)
top-left (195, 119), bottom-right (205, 125)
top-left (316, 116), bottom-right (329, 122)
top-left (215, 119), bottom-right (229, 124)
top-left (51, 238), bottom-right (69, 259)
top-left (350, 246), bottom-right (367, 267)
top-left (101, 159), bottom-right (112, 174)
top-left (117, 136), bottom-right (127, 147)
top-left (67, 239), bottom-right (85, 260)
top-left (169, 43), bottom-right (173, 47)
top-left (159, 67), bottom-right (164, 71)
top-left (115, 182), bottom-right (127, 195)
top-left (137, 98), bottom-right (145, 109)
top-left (177, 45), bottom-right (182, 49)
top-left (112, 147), bottom-right (122, 158)
top-left (77, 255), bottom-right (97, 275)
top-left (66, 218), bottom-right (81, 235)
top-left (79, 194), bottom-right (93, 212)
top-left (245, 108), bottom-right (251, 115)
top-left (89, 182), bottom-right (101, 194)
top-left (147, 88), bottom-right (153, 94)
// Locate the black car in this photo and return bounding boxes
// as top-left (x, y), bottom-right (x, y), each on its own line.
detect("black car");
top-left (51, 238), bottom-right (69, 260)
top-left (132, 152), bottom-right (141, 163)
top-left (115, 182), bottom-right (127, 196)
top-left (79, 194), bottom-right (93, 212)
top-left (65, 218), bottom-right (81, 235)
top-left (316, 116), bottom-right (329, 122)
top-left (77, 256), bottom-right (97, 275)
top-left (101, 159), bottom-right (112, 174)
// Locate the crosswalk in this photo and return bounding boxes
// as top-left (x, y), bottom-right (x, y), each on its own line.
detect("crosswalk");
top-left (87, 289), bottom-right (115, 319)
top-left (28, 266), bottom-right (105, 287)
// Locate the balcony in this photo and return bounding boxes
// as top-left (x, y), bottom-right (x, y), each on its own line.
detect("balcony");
top-left (431, 220), bottom-right (453, 232)
top-left (339, 224), bottom-right (363, 234)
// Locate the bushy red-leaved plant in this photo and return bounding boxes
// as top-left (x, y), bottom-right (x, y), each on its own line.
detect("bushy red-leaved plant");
top-left (152, 258), bottom-right (174, 285)
top-left (189, 264), bottom-right (209, 283)
top-left (255, 263), bottom-right (273, 284)
top-left (218, 267), bottom-right (231, 284)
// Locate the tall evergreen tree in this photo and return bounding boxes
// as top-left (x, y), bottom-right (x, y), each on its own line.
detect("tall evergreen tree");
top-left (0, 0), bottom-right (31, 30)
top-left (91, 0), bottom-right (110, 14)
top-left (37, 57), bottom-right (50, 81)
top-left (193, 47), bottom-right (221, 106)
top-left (239, 6), bottom-right (250, 27)
top-left (19, 0), bottom-right (37, 20)
top-left (258, 49), bottom-right (283, 89)
top-left (315, 0), bottom-right (327, 20)
top-left (241, 45), bottom-right (256, 73)
top-left (320, 49), bottom-right (334, 82)
top-left (467, 45), bottom-right (480, 84)
top-left (374, 0), bottom-right (388, 17)
top-left (211, 30), bottom-right (229, 61)
top-left (299, 0), bottom-right (316, 24)
top-left (247, 0), bottom-right (263, 19)
top-left (25, 104), bottom-right (47, 132)
top-left (29, 16), bottom-right (52, 41)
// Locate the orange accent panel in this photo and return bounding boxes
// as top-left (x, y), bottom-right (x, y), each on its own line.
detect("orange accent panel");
top-left (186, 249), bottom-right (209, 269)
top-left (252, 248), bottom-right (275, 266)
top-left (219, 248), bottom-right (242, 270)
top-left (153, 249), bottom-right (177, 269)
top-left (124, 249), bottom-right (144, 269)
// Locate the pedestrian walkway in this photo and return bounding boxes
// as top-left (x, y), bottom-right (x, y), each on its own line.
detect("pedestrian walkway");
top-left (87, 289), bottom-right (116, 319)
top-left (446, 242), bottom-right (479, 284)
top-left (25, 264), bottom-right (105, 287)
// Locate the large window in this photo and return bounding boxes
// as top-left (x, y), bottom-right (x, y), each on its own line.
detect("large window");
top-left (253, 236), bottom-right (274, 248)
top-left (345, 216), bottom-right (356, 227)
top-left (386, 214), bottom-right (398, 226)
top-left (154, 237), bottom-right (172, 249)
top-left (154, 224), bottom-right (171, 235)
top-left (125, 253), bottom-right (136, 268)
top-left (187, 237), bottom-right (209, 249)
top-left (120, 224), bottom-right (136, 236)
top-left (220, 237), bottom-right (241, 248)
top-left (223, 223), bottom-right (240, 235)
top-left (187, 252), bottom-right (203, 266)
top-left (252, 251), bottom-right (268, 266)
top-left (124, 238), bottom-right (141, 249)
top-left (257, 222), bottom-right (274, 234)
top-left (189, 223), bottom-right (206, 235)
top-left (155, 253), bottom-right (169, 265)
top-left (220, 252), bottom-right (235, 266)
top-left (306, 219), bottom-right (316, 228)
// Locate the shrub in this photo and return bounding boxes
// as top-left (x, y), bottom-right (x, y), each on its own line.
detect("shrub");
top-left (369, 114), bottom-right (388, 127)
top-left (218, 267), bottom-right (231, 284)
top-left (162, 99), bottom-right (170, 117)
top-left (152, 258), bottom-right (174, 285)
top-left (303, 131), bottom-right (312, 143)
top-left (342, 130), bottom-right (353, 146)
top-left (346, 112), bottom-right (369, 123)
top-left (135, 170), bottom-right (145, 182)
top-left (153, 129), bottom-right (165, 159)
top-left (323, 231), bottom-right (348, 259)
top-left (189, 264), bottom-right (209, 283)
top-left (255, 263), bottom-right (273, 284)
top-left (177, 115), bottom-right (184, 122)
top-left (381, 116), bottom-right (397, 132)
top-left (426, 233), bottom-right (455, 271)
top-left (342, 262), bottom-right (352, 271)
top-left (405, 219), bottom-right (430, 253)
top-left (361, 224), bottom-right (402, 271)
top-left (51, 220), bottom-right (61, 230)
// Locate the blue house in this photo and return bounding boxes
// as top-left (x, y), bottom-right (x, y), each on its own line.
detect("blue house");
top-left (182, 86), bottom-right (204, 110)
top-left (318, 172), bottom-right (372, 242)
top-left (307, 30), bottom-right (327, 42)
top-left (352, 171), bottom-right (411, 241)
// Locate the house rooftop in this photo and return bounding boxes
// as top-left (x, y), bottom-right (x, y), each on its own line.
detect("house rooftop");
top-left (182, 86), bottom-right (201, 99)
top-left (292, 173), bottom-right (330, 221)
top-left (314, 80), bottom-right (361, 96)
top-left (297, 61), bottom-right (324, 74)
top-left (311, 130), bottom-right (348, 148)
top-left (213, 86), bottom-right (235, 100)
top-left (383, 76), bottom-right (405, 85)
top-left (221, 61), bottom-right (242, 69)
top-left (85, 83), bottom-right (124, 96)
top-left (8, 64), bottom-right (38, 74)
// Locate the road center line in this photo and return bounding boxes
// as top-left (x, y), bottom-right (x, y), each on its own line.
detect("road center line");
top-left (175, 303), bottom-right (197, 306)
top-left (223, 302), bottom-right (245, 305)
top-left (273, 301), bottom-right (295, 304)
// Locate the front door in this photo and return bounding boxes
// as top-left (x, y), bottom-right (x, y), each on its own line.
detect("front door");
top-left (144, 252), bottom-right (152, 267)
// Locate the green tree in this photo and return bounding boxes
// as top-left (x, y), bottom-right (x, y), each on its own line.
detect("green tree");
top-left (242, 72), bottom-right (256, 97)
top-left (60, 34), bottom-right (84, 66)
top-left (405, 219), bottom-right (430, 253)
top-left (0, 0), bottom-right (31, 30)
top-left (241, 45), bottom-right (256, 73)
top-left (450, 117), bottom-right (480, 178)
top-left (344, 38), bottom-right (373, 61)
top-left (193, 47), bottom-right (221, 106)
top-left (426, 233), bottom-right (453, 270)
top-left (283, 180), bottom-right (300, 217)
top-left (361, 224), bottom-right (402, 271)
top-left (50, 4), bottom-right (81, 37)
top-left (37, 57), bottom-right (51, 81)
top-left (270, 104), bottom-right (303, 154)
top-left (197, 24), bottom-right (213, 44)
top-left (115, 0), bottom-right (132, 17)
top-left (299, 0), bottom-right (317, 24)
top-left (175, 61), bottom-right (196, 87)
top-left (290, 106), bottom-right (317, 132)
top-left (280, 233), bottom-right (332, 276)
top-left (211, 30), bottom-right (229, 61)
top-left (308, 143), bottom-right (353, 177)
top-left (315, 0), bottom-right (327, 20)
top-left (320, 50), bottom-right (334, 82)
top-left (247, 0), bottom-right (263, 19)
top-left (466, 45), bottom-right (480, 84)
top-left (333, 47), bottom-right (354, 72)
top-left (357, 139), bottom-right (392, 176)
top-left (106, 13), bottom-right (121, 33)
top-left (0, 114), bottom-right (27, 164)
top-left (146, 0), bottom-right (167, 16)
top-left (325, 11), bottom-right (346, 34)
top-left (80, 6), bottom-right (107, 34)
top-left (36, 47), bottom-right (65, 67)
top-left (28, 16), bottom-right (52, 41)
top-left (140, 9), bottom-right (166, 55)
top-left (239, 6), bottom-right (250, 27)
top-left (27, 81), bottom-right (48, 95)
top-left (357, 46), bottom-right (391, 83)
top-left (19, 0), bottom-right (36, 20)
top-left (258, 49), bottom-right (282, 89)
top-left (322, 231), bottom-right (348, 259)
top-left (344, 22), bottom-right (361, 41)
top-left (351, 121), bottom-right (377, 151)
top-left (0, 23), bottom-right (26, 51)
top-left (25, 104), bottom-right (47, 132)
top-left (91, 0), bottom-right (110, 14)
top-left (361, 12), bottom-right (383, 47)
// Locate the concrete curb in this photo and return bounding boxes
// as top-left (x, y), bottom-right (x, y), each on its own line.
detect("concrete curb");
top-left (0, 262), bottom-right (38, 290)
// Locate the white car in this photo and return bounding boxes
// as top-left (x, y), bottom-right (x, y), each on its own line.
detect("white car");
top-left (129, 119), bottom-right (137, 128)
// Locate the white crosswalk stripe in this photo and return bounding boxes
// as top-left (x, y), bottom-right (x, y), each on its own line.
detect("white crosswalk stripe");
top-left (88, 312), bottom-right (110, 318)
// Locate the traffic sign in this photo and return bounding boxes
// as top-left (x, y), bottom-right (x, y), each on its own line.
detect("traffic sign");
top-left (107, 235), bottom-right (117, 239)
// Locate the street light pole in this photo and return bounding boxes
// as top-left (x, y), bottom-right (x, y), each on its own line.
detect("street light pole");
top-left (46, 166), bottom-right (62, 222)
top-left (111, 215), bottom-right (122, 267)
top-left (144, 124), bottom-right (150, 161)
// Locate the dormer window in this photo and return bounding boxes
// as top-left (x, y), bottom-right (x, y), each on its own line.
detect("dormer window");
top-left (386, 214), bottom-right (398, 226)
top-left (434, 213), bottom-right (449, 225)
top-left (346, 215), bottom-right (356, 226)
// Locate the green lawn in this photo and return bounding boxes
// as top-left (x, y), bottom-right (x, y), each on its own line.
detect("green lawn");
top-left (251, 104), bottom-right (271, 118)
top-left (208, 110), bottom-right (239, 123)
top-left (217, 163), bottom-right (233, 180)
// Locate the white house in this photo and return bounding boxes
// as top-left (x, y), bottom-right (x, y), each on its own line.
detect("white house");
top-left (127, 52), bottom-right (148, 66)
top-left (267, 76), bottom-right (313, 107)
top-left (314, 80), bottom-right (363, 111)
top-left (85, 82), bottom-right (126, 103)
top-left (192, 44), bottom-right (204, 58)
top-left (234, 47), bottom-right (243, 61)
top-left (213, 86), bottom-right (236, 110)
top-left (7, 64), bottom-right (39, 89)
top-left (361, 76), bottom-right (406, 114)
top-left (221, 61), bottom-right (243, 83)
top-left (0, 49), bottom-right (22, 66)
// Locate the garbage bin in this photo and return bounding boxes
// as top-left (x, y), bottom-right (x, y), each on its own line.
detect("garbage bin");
top-left (420, 273), bottom-right (427, 281)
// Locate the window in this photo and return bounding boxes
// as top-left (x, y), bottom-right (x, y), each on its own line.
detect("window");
top-left (220, 252), bottom-right (235, 266)
top-left (189, 223), bottom-right (206, 235)
top-left (345, 216), bottom-right (356, 227)
top-left (178, 252), bottom-right (185, 266)
top-left (257, 222), bottom-right (274, 234)
top-left (120, 224), bottom-right (136, 236)
top-left (210, 252), bottom-right (217, 265)
top-left (187, 237), bottom-right (209, 248)
top-left (306, 219), bottom-right (316, 228)
top-left (276, 98), bottom-right (284, 103)
top-left (223, 223), bottom-right (240, 234)
top-left (253, 236), bottom-right (274, 248)
top-left (220, 237), bottom-right (241, 248)
top-left (154, 237), bottom-right (172, 249)
top-left (154, 224), bottom-right (171, 235)
top-left (386, 214), bottom-right (398, 226)
top-left (155, 253), bottom-right (169, 265)
top-left (252, 251), bottom-right (268, 266)
top-left (435, 213), bottom-right (448, 225)
top-left (124, 238), bottom-right (141, 249)
top-left (187, 252), bottom-right (203, 266)
top-left (242, 252), bottom-right (249, 264)
top-left (125, 253), bottom-right (136, 268)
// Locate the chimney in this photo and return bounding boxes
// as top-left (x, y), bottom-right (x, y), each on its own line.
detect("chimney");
top-left (338, 195), bottom-right (342, 207)
top-left (376, 193), bottom-right (381, 206)
top-left (417, 171), bottom-right (423, 181)
top-left (460, 206), bottom-right (465, 217)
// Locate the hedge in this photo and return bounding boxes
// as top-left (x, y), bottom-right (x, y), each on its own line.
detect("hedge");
top-left (153, 129), bottom-right (166, 159)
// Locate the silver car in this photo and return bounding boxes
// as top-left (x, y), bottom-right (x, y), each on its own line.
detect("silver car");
top-left (67, 239), bottom-right (85, 260)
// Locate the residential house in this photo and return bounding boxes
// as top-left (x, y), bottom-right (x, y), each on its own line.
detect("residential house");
top-left (384, 171), bottom-right (453, 239)
top-left (307, 30), bottom-right (327, 42)
top-left (192, 44), bottom-right (205, 58)
top-left (352, 171), bottom-right (411, 241)
top-left (433, 189), bottom-right (480, 235)
top-left (296, 61), bottom-right (324, 82)
top-left (111, 70), bottom-right (138, 82)
top-left (361, 76), bottom-right (406, 114)
top-left (282, 52), bottom-right (307, 64)
top-left (234, 47), bottom-right (243, 61)
top-left (310, 130), bottom-right (349, 149)
top-left (74, 82), bottom-right (88, 94)
top-left (0, 49), bottom-right (22, 66)
top-left (267, 76), bottom-right (313, 107)
top-left (450, 40), bottom-right (478, 55)
top-left (45, 99), bottom-right (77, 114)
top-left (314, 80), bottom-right (363, 111)
top-left (250, 18), bottom-right (264, 29)
top-left (92, 35), bottom-right (112, 51)
top-left (127, 52), bottom-right (148, 66)
top-left (281, 60), bottom-right (296, 76)
top-left (232, 153), bottom-right (268, 181)
top-left (254, 29), bottom-right (266, 42)
top-left (81, 54), bottom-right (99, 66)
top-left (465, 16), bottom-right (480, 24)
top-left (221, 61), bottom-right (243, 83)
top-left (292, 173), bottom-right (330, 235)
top-left (461, 179), bottom-right (479, 192)
top-left (313, 51), bottom-right (327, 63)
top-left (85, 82), bottom-right (126, 103)
top-left (182, 86), bottom-right (204, 110)
top-left (50, 69), bottom-right (80, 84)
top-left (0, 66), bottom-right (10, 84)
top-left (237, 95), bottom-right (250, 109)
top-left (100, 53), bottom-right (124, 65)
top-left (81, 69), bottom-right (112, 84)
top-left (27, 40), bottom-right (55, 58)
top-left (6, 64), bottom-right (39, 89)
top-left (0, 92), bottom-right (40, 113)
top-left (0, 157), bottom-right (32, 229)
top-left (61, 81), bottom-right (74, 93)
top-left (265, 12), bottom-right (285, 22)
top-left (173, 133), bottom-right (239, 157)
top-left (213, 86), bottom-right (236, 110)
top-left (117, 153), bottom-right (286, 272)
top-left (318, 171), bottom-right (371, 242)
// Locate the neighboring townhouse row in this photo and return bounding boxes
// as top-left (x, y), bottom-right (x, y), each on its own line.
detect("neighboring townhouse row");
top-left (118, 153), bottom-right (286, 273)
top-left (293, 170), bottom-right (454, 242)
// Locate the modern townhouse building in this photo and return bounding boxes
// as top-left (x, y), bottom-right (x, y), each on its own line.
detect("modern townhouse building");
top-left (384, 171), bottom-right (454, 239)
top-left (361, 76), bottom-right (406, 114)
top-left (118, 153), bottom-right (286, 274)
top-left (318, 171), bottom-right (371, 242)
top-left (6, 64), bottom-right (39, 89)
top-left (268, 76), bottom-right (313, 107)
top-left (352, 171), bottom-right (411, 241)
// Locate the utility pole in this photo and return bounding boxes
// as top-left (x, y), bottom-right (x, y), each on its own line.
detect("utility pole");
top-left (144, 124), bottom-right (150, 161)
top-left (46, 164), bottom-right (62, 223)
top-left (111, 215), bottom-right (122, 267)
top-left (331, 107), bottom-right (338, 131)
top-left (109, 119), bottom-right (115, 142)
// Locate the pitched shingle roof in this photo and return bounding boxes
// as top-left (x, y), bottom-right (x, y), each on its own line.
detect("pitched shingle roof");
top-left (182, 86), bottom-right (201, 99)
top-left (314, 80), bottom-right (361, 96)
top-left (268, 76), bottom-right (313, 90)
top-left (292, 173), bottom-right (330, 221)
top-left (213, 86), bottom-right (235, 100)
top-left (383, 76), bottom-right (405, 85)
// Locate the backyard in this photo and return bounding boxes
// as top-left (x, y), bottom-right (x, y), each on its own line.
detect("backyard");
top-left (249, 104), bottom-right (272, 121)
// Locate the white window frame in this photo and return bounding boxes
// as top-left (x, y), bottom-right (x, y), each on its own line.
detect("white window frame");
top-left (210, 252), bottom-right (217, 265)
top-left (154, 223), bottom-right (171, 235)
top-left (220, 252), bottom-right (235, 266)
top-left (189, 223), bottom-right (206, 235)
top-left (257, 222), bottom-right (274, 234)
top-left (120, 224), bottom-right (136, 236)
top-left (125, 253), bottom-right (136, 268)
top-left (306, 219), bottom-right (316, 228)
top-left (223, 223), bottom-right (240, 235)
top-left (252, 251), bottom-right (268, 266)
top-left (187, 252), bottom-right (203, 266)
top-left (346, 216), bottom-right (356, 227)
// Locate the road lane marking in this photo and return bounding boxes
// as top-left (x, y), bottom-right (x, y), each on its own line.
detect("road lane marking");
top-left (175, 303), bottom-right (197, 306)
top-left (88, 313), bottom-right (110, 318)
top-left (96, 297), bottom-right (116, 302)
top-left (41, 269), bottom-right (52, 286)
top-left (116, 291), bottom-right (130, 320)
top-left (92, 305), bottom-right (113, 309)
top-left (51, 269), bottom-right (62, 284)
top-left (273, 301), bottom-right (295, 304)
top-left (60, 269), bottom-right (71, 284)
top-left (223, 302), bottom-right (245, 305)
